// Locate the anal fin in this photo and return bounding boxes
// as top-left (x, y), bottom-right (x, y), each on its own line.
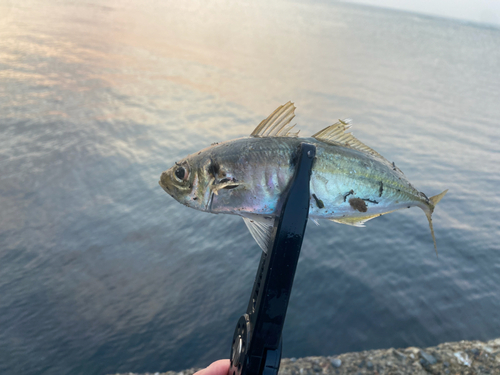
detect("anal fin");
top-left (330, 210), bottom-right (398, 227)
top-left (311, 217), bottom-right (320, 226)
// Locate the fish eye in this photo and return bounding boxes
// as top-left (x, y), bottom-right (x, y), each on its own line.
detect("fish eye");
top-left (174, 166), bottom-right (187, 181)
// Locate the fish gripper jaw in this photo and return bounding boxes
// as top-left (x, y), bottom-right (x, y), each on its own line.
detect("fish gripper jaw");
top-left (229, 143), bottom-right (316, 375)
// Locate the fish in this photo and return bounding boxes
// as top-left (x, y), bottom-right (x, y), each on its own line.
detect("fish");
top-left (159, 102), bottom-right (448, 254)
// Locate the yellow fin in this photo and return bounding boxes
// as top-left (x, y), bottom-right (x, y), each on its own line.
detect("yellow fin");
top-left (425, 189), bottom-right (448, 257)
top-left (251, 102), bottom-right (300, 137)
top-left (330, 210), bottom-right (397, 227)
top-left (312, 119), bottom-right (388, 161)
top-left (430, 189), bottom-right (448, 206)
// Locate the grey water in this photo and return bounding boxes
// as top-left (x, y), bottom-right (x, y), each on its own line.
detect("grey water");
top-left (1, 0), bottom-right (499, 374)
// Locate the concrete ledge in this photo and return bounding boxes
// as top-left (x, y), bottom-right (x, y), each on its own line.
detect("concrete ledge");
top-left (111, 338), bottom-right (500, 375)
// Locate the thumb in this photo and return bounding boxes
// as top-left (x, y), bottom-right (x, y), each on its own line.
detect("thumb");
top-left (193, 359), bottom-right (231, 375)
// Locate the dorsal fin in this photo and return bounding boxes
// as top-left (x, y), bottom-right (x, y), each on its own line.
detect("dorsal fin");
top-left (312, 119), bottom-right (387, 160)
top-left (251, 102), bottom-right (300, 137)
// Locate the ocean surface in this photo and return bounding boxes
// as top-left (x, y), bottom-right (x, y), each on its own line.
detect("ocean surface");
top-left (1, 1), bottom-right (499, 374)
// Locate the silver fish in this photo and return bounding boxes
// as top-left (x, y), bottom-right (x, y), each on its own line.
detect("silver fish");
top-left (160, 102), bottom-right (448, 254)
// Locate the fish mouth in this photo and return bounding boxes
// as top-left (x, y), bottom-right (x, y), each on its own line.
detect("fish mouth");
top-left (158, 179), bottom-right (168, 192)
top-left (159, 171), bottom-right (171, 193)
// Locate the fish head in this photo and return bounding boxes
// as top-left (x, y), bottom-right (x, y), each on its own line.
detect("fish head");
top-left (160, 141), bottom-right (250, 214)
top-left (159, 150), bottom-right (215, 211)
top-left (159, 158), bottom-right (199, 208)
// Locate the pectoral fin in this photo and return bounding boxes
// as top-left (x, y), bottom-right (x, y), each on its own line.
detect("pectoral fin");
top-left (211, 178), bottom-right (242, 195)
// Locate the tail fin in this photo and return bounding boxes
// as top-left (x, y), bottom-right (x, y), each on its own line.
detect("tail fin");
top-left (430, 190), bottom-right (448, 206)
top-left (425, 189), bottom-right (448, 257)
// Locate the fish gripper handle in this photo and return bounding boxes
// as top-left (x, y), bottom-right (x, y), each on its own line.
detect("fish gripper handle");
top-left (229, 143), bottom-right (316, 375)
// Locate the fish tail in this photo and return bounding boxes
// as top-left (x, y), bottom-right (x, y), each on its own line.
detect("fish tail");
top-left (430, 189), bottom-right (448, 207)
top-left (424, 189), bottom-right (449, 257)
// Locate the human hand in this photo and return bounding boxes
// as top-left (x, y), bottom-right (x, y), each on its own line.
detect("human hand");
top-left (193, 359), bottom-right (230, 375)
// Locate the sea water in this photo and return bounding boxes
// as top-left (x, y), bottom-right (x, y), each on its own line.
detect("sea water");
top-left (0, 1), bottom-right (499, 374)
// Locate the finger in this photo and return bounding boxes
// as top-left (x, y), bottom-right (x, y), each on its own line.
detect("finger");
top-left (193, 359), bottom-right (230, 375)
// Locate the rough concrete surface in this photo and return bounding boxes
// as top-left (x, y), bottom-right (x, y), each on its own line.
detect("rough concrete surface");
top-left (111, 338), bottom-right (500, 375)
